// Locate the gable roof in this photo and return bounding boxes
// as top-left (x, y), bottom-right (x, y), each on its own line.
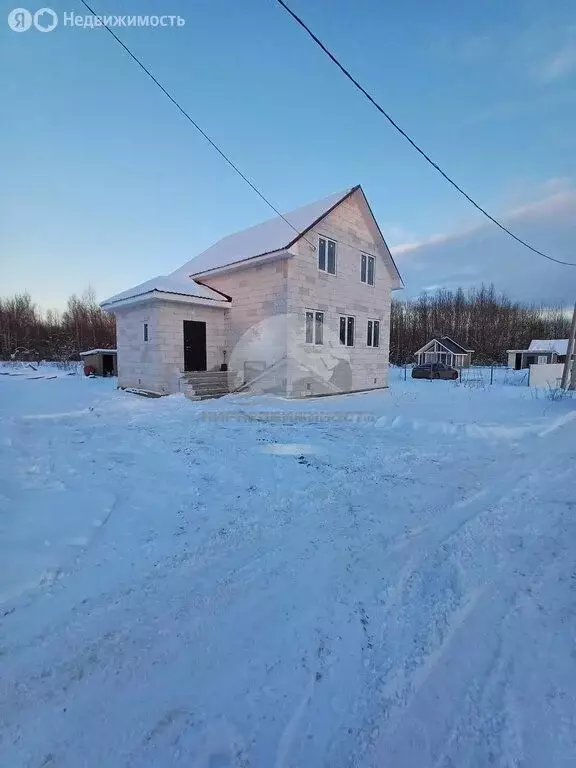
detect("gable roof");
top-left (439, 336), bottom-right (471, 354)
top-left (101, 185), bottom-right (404, 310)
top-left (528, 339), bottom-right (569, 355)
top-left (174, 187), bottom-right (357, 278)
top-left (173, 185), bottom-right (403, 287)
top-left (414, 336), bottom-right (472, 356)
top-left (101, 275), bottom-right (230, 309)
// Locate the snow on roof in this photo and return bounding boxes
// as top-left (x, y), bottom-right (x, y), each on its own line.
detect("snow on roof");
top-left (414, 336), bottom-right (472, 355)
top-left (528, 339), bottom-right (569, 354)
top-left (173, 187), bottom-right (356, 277)
top-left (439, 336), bottom-right (471, 354)
top-left (79, 349), bottom-right (117, 356)
top-left (101, 275), bottom-right (229, 307)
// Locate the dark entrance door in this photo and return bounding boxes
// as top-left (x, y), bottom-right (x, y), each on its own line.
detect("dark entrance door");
top-left (102, 354), bottom-right (115, 376)
top-left (183, 320), bottom-right (207, 371)
top-left (515, 353), bottom-right (522, 370)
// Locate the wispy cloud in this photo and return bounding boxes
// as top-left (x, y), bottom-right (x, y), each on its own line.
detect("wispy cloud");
top-left (459, 34), bottom-right (494, 62)
top-left (539, 43), bottom-right (576, 82)
top-left (390, 180), bottom-right (576, 304)
top-left (392, 233), bottom-right (453, 257)
top-left (439, 19), bottom-right (576, 88)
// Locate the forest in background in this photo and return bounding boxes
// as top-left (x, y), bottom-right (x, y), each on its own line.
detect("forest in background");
top-left (0, 289), bottom-right (116, 361)
top-left (0, 283), bottom-right (570, 365)
top-left (390, 284), bottom-right (570, 364)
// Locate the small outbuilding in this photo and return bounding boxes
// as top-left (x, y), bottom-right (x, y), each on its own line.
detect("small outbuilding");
top-left (414, 336), bottom-right (473, 368)
top-left (506, 339), bottom-right (569, 370)
top-left (79, 349), bottom-right (117, 377)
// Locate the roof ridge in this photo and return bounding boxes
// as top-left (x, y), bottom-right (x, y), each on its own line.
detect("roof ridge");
top-left (173, 187), bottom-right (357, 278)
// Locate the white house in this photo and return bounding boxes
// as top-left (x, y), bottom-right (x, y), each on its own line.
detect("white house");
top-left (507, 339), bottom-right (570, 370)
top-left (101, 186), bottom-right (403, 397)
top-left (414, 336), bottom-right (473, 368)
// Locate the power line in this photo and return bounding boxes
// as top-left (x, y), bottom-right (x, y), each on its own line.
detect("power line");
top-left (275, 0), bottom-right (576, 267)
top-left (76, 0), bottom-right (313, 247)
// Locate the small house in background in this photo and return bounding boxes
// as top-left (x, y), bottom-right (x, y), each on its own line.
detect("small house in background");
top-left (79, 349), bottom-right (117, 377)
top-left (506, 339), bottom-right (569, 370)
top-left (414, 336), bottom-right (473, 368)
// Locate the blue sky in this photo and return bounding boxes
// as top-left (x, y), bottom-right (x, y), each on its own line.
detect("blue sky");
top-left (1, 0), bottom-right (575, 309)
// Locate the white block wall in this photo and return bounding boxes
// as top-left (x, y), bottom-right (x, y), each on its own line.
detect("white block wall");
top-left (286, 189), bottom-right (393, 396)
top-left (115, 302), bottom-right (164, 393)
top-left (202, 259), bottom-right (289, 392)
top-left (529, 363), bottom-right (564, 388)
top-left (114, 299), bottom-right (228, 394)
top-left (155, 301), bottom-right (228, 392)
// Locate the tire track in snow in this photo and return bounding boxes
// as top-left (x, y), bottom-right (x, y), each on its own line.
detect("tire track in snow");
top-left (421, 517), bottom-right (571, 768)
top-left (346, 434), bottom-right (575, 767)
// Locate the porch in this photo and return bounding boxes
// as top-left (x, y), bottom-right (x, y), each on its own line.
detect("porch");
top-left (416, 350), bottom-right (470, 368)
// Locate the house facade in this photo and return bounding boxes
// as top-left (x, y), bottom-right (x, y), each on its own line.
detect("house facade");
top-left (101, 186), bottom-right (403, 397)
top-left (414, 337), bottom-right (473, 368)
top-left (507, 340), bottom-right (570, 370)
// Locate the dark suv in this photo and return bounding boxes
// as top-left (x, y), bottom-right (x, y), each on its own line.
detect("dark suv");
top-left (412, 362), bottom-right (459, 380)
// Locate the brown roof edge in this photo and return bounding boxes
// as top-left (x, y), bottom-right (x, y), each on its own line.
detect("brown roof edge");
top-left (189, 247), bottom-right (288, 279)
top-left (189, 188), bottom-right (360, 280)
top-left (188, 184), bottom-right (401, 283)
top-left (103, 288), bottom-right (229, 307)
top-left (288, 184), bottom-right (404, 288)
top-left (284, 185), bottom-right (361, 249)
top-left (441, 335), bottom-right (470, 353)
top-left (194, 279), bottom-right (233, 302)
top-left (356, 187), bottom-right (404, 288)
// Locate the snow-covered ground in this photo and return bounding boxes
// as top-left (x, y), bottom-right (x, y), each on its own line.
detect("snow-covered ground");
top-left (1, 364), bottom-right (576, 767)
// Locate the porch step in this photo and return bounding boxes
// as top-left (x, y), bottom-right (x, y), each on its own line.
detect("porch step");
top-left (190, 383), bottom-right (230, 394)
top-left (187, 393), bottom-right (229, 401)
top-left (183, 370), bottom-right (235, 399)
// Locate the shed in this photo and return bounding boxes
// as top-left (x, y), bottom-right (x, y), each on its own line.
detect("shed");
top-left (506, 340), bottom-right (570, 370)
top-left (79, 349), bottom-right (117, 376)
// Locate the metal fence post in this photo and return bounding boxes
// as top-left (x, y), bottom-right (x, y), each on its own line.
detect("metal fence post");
top-left (490, 365), bottom-right (494, 385)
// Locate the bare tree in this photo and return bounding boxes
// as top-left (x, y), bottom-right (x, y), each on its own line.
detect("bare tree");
top-left (0, 288), bottom-right (115, 361)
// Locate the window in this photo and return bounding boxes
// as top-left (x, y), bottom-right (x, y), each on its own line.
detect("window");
top-left (339, 315), bottom-right (355, 346)
top-left (318, 237), bottom-right (336, 275)
top-left (361, 254), bottom-right (375, 286)
top-left (305, 310), bottom-right (324, 344)
top-left (367, 320), bottom-right (379, 347)
top-left (537, 355), bottom-right (547, 364)
top-left (143, 323), bottom-right (149, 342)
top-left (367, 319), bottom-right (380, 347)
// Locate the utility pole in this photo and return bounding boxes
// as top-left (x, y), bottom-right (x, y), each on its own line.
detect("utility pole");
top-left (561, 302), bottom-right (576, 389)
top-left (570, 351), bottom-right (576, 390)
top-left (570, 317), bottom-right (576, 390)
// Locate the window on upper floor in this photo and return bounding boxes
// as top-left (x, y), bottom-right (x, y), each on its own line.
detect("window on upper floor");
top-left (143, 323), bottom-right (149, 342)
top-left (305, 310), bottom-right (324, 344)
top-left (367, 319), bottom-right (380, 348)
top-left (318, 237), bottom-right (336, 275)
top-left (339, 315), bottom-right (355, 346)
top-left (361, 253), bottom-right (375, 286)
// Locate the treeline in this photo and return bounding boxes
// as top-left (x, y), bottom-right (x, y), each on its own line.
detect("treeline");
top-left (390, 284), bottom-right (571, 364)
top-left (0, 289), bottom-right (116, 361)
